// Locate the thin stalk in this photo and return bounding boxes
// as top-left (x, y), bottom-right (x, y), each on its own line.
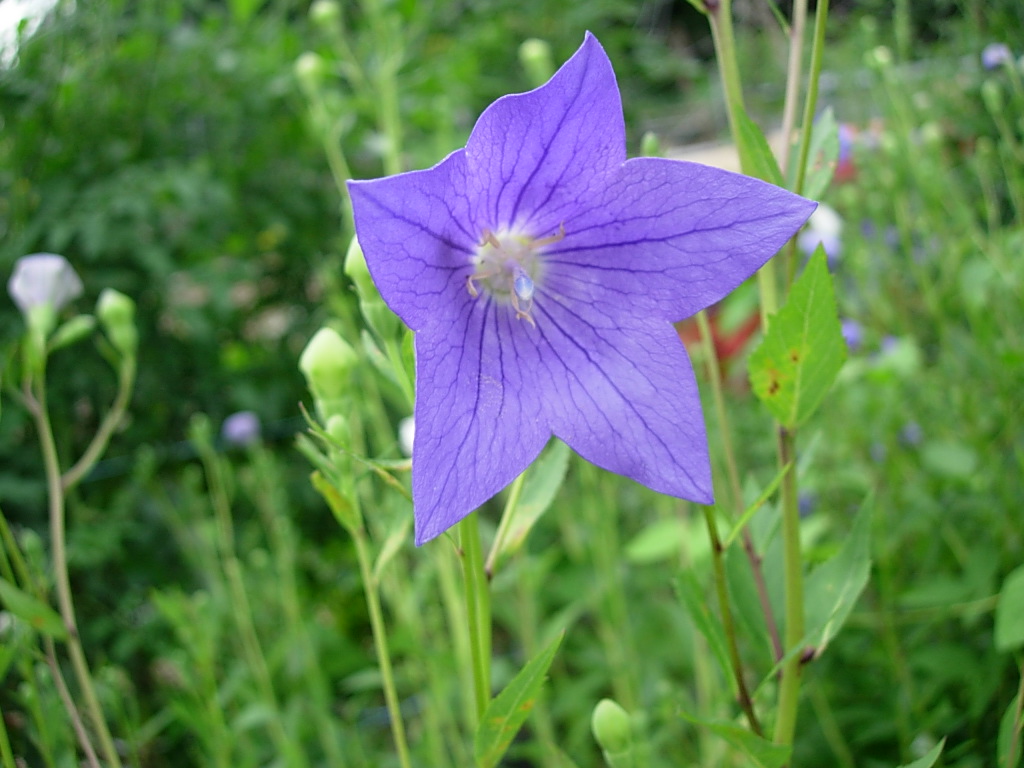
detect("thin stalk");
top-left (485, 471), bottom-right (527, 577)
top-left (787, 0), bottom-right (830, 287)
top-left (62, 357), bottom-right (135, 490)
top-left (351, 521), bottom-right (414, 768)
top-left (457, 512), bottom-right (492, 720)
top-left (778, 0), bottom-right (809, 177)
top-left (1005, 660), bottom-right (1024, 768)
top-left (699, 505), bottom-right (762, 735)
top-left (197, 444), bottom-right (305, 768)
top-left (695, 310), bottom-right (783, 661)
top-left (43, 637), bottom-right (101, 768)
top-left (28, 380), bottom-right (123, 768)
top-left (771, 428), bottom-right (805, 748)
top-left (0, 700), bottom-right (14, 768)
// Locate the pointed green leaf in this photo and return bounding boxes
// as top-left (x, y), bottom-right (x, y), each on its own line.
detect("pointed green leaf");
top-left (680, 711), bottom-right (791, 768)
top-left (995, 564), bottom-right (1024, 652)
top-left (372, 517), bottom-right (411, 585)
top-left (803, 497), bottom-right (872, 654)
top-left (749, 247), bottom-right (847, 428)
top-left (735, 109), bottom-right (785, 187)
top-left (475, 631), bottom-right (564, 768)
top-left (489, 440), bottom-right (570, 570)
top-left (998, 694), bottom-right (1022, 768)
top-left (675, 570), bottom-right (732, 689)
top-left (897, 738), bottom-right (946, 768)
top-left (0, 578), bottom-right (68, 640)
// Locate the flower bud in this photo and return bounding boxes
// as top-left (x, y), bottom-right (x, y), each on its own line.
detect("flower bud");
top-left (866, 45), bottom-right (892, 70)
top-left (519, 38), bottom-right (554, 88)
top-left (96, 288), bottom-right (138, 356)
top-left (344, 236), bottom-right (401, 339)
top-left (49, 315), bottom-right (96, 352)
top-left (309, 0), bottom-right (340, 26)
top-left (220, 411), bottom-right (262, 447)
top-left (640, 131), bottom-right (662, 158)
top-left (295, 52), bottom-right (328, 93)
top-left (591, 698), bottom-right (632, 756)
top-left (300, 327), bottom-right (358, 420)
top-left (7, 253), bottom-right (83, 318)
top-left (981, 79), bottom-right (1004, 115)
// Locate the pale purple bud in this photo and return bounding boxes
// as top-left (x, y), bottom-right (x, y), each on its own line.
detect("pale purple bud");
top-left (7, 253), bottom-right (83, 315)
top-left (982, 43), bottom-right (1012, 71)
top-left (221, 411), bottom-right (261, 446)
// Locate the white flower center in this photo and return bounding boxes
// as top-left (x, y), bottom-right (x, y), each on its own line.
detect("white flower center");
top-left (467, 225), bottom-right (563, 326)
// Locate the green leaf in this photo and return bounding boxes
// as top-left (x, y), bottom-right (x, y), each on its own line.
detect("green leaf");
top-left (803, 497), bottom-right (872, 655)
top-left (475, 631), bottom-right (563, 768)
top-left (679, 711), bottom-right (790, 768)
top-left (372, 517), bottom-right (411, 585)
top-left (625, 517), bottom-right (687, 564)
top-left (998, 694), bottom-right (1022, 768)
top-left (675, 570), bottom-right (732, 689)
top-left (749, 247), bottom-right (847, 428)
top-left (0, 577), bottom-right (68, 640)
top-left (735, 109), bottom-right (785, 187)
top-left (897, 738), bottom-right (946, 768)
top-left (791, 106), bottom-right (839, 200)
top-left (489, 440), bottom-right (570, 570)
top-left (995, 565), bottom-right (1024, 652)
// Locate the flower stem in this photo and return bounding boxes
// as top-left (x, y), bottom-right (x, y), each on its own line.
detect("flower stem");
top-left (351, 519), bottom-right (414, 768)
top-left (485, 471), bottom-right (527, 577)
top-left (457, 512), bottom-right (492, 721)
top-left (28, 379), bottom-right (123, 768)
top-left (771, 427), bottom-right (805, 749)
top-left (61, 356), bottom-right (135, 490)
top-left (700, 504), bottom-right (763, 735)
top-left (694, 311), bottom-right (782, 663)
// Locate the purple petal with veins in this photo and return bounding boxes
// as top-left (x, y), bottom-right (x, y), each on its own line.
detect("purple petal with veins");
top-left (349, 33), bottom-right (816, 544)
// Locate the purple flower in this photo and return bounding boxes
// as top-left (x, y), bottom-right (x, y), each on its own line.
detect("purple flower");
top-left (221, 411), bottom-right (261, 446)
top-left (982, 43), bottom-right (1013, 70)
top-left (841, 319), bottom-right (864, 353)
top-left (348, 34), bottom-right (815, 544)
top-left (7, 253), bottom-right (83, 315)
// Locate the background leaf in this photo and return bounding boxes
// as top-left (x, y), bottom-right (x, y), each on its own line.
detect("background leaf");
top-left (0, 577), bottom-right (68, 640)
top-left (474, 631), bottom-right (564, 768)
top-left (803, 497), bottom-right (872, 654)
top-left (749, 247), bottom-right (847, 428)
top-left (995, 565), bottom-right (1024, 652)
top-left (679, 711), bottom-right (791, 768)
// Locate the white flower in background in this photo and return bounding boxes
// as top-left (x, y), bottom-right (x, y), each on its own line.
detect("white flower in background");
top-left (398, 417), bottom-right (415, 458)
top-left (7, 253), bottom-right (84, 315)
top-left (798, 203), bottom-right (843, 267)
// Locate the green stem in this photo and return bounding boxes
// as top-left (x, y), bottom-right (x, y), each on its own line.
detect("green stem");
top-left (700, 504), bottom-right (763, 735)
top-left (771, 428), bottom-right (804, 749)
top-left (43, 636), bottom-right (101, 768)
top-left (778, 0), bottom-right (809, 177)
top-left (458, 512), bottom-right (492, 720)
top-left (62, 356), bottom-right (135, 490)
top-left (29, 379), bottom-right (123, 768)
top-left (0, 700), bottom-right (14, 768)
top-left (351, 522), bottom-right (414, 768)
top-left (484, 471), bottom-right (527, 577)
top-left (694, 311), bottom-right (782, 662)
top-left (1006, 659), bottom-right (1024, 768)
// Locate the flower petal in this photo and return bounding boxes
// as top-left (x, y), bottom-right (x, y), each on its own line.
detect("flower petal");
top-left (543, 157), bottom-right (816, 321)
top-left (348, 150), bottom-right (476, 331)
top-left (412, 302), bottom-right (550, 544)
top-left (465, 32), bottom-right (626, 234)
top-left (530, 295), bottom-right (712, 503)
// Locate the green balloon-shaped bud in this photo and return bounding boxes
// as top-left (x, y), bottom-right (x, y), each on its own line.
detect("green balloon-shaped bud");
top-left (96, 288), bottom-right (138, 357)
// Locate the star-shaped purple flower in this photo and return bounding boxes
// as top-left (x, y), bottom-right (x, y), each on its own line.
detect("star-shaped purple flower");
top-left (349, 34), bottom-right (815, 544)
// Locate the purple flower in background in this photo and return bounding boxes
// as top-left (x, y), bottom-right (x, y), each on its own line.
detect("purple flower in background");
top-left (221, 411), bottom-right (262, 446)
top-left (900, 421), bottom-right (923, 447)
top-left (841, 319), bottom-right (864, 353)
top-left (7, 253), bottom-right (83, 315)
top-left (349, 34), bottom-right (815, 544)
top-left (982, 43), bottom-right (1013, 70)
